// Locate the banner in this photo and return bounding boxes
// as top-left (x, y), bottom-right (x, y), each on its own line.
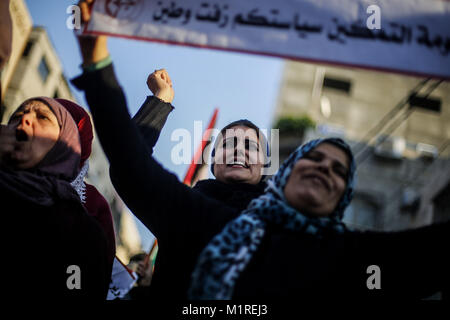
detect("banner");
top-left (85, 0), bottom-right (450, 79)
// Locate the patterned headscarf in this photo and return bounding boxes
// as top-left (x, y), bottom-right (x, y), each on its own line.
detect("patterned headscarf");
top-left (188, 138), bottom-right (356, 300)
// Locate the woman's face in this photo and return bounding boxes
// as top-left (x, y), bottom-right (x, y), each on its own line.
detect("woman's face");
top-left (213, 125), bottom-right (264, 185)
top-left (8, 100), bottom-right (60, 169)
top-left (283, 143), bottom-right (350, 217)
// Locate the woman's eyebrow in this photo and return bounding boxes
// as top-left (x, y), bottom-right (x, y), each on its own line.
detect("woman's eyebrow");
top-left (246, 138), bottom-right (259, 145)
top-left (307, 150), bottom-right (323, 157)
top-left (36, 107), bottom-right (56, 117)
top-left (36, 107), bottom-right (51, 114)
top-left (223, 137), bottom-right (236, 143)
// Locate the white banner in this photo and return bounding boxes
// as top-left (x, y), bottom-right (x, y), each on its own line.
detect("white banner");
top-left (86, 0), bottom-right (450, 79)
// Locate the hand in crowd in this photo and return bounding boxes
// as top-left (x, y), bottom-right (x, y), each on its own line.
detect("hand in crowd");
top-left (0, 124), bottom-right (16, 165)
top-left (147, 69), bottom-right (175, 104)
top-left (76, 0), bottom-right (109, 66)
top-left (135, 260), bottom-right (153, 287)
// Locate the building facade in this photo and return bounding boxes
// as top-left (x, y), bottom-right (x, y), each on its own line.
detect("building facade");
top-left (2, 26), bottom-right (74, 121)
top-left (0, 0), bottom-right (32, 103)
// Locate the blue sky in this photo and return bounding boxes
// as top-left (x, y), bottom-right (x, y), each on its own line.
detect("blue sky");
top-left (26, 0), bottom-right (284, 180)
top-left (26, 0), bottom-right (284, 251)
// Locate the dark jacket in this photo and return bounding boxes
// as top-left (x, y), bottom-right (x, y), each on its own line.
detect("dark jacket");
top-left (193, 179), bottom-right (266, 211)
top-left (72, 64), bottom-right (449, 300)
top-left (2, 183), bottom-right (110, 300)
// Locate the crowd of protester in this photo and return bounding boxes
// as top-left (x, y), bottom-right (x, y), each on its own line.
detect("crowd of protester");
top-left (0, 0), bottom-right (448, 301)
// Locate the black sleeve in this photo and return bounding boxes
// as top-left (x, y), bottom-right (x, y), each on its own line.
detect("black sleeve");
top-left (132, 95), bottom-right (174, 155)
top-left (71, 64), bottom-right (238, 245)
top-left (349, 220), bottom-right (450, 299)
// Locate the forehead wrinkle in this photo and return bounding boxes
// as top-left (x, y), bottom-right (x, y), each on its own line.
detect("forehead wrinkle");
top-left (223, 136), bottom-right (259, 144)
top-left (310, 148), bottom-right (349, 171)
top-left (21, 101), bottom-right (54, 115)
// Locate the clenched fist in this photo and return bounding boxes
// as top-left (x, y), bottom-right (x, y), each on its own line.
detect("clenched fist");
top-left (147, 69), bottom-right (174, 104)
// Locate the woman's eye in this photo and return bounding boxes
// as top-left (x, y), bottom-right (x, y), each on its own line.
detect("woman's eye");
top-left (223, 142), bottom-right (233, 149)
top-left (223, 137), bottom-right (237, 149)
top-left (337, 171), bottom-right (346, 179)
top-left (334, 168), bottom-right (347, 179)
top-left (244, 140), bottom-right (258, 153)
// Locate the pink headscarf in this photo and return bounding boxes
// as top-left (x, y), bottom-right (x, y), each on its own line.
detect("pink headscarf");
top-left (56, 98), bottom-right (93, 168)
top-left (0, 97), bottom-right (82, 206)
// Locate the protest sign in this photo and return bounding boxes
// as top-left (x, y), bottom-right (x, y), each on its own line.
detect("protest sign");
top-left (85, 0), bottom-right (450, 78)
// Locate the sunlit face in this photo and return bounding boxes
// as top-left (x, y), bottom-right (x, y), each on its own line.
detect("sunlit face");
top-left (213, 125), bottom-right (264, 185)
top-left (7, 100), bottom-right (60, 169)
top-left (283, 143), bottom-right (350, 217)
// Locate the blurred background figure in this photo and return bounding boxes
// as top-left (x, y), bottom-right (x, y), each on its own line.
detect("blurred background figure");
top-left (0, 0), bottom-right (13, 104)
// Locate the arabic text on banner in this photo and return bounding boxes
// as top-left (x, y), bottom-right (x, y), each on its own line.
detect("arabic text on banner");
top-left (86, 0), bottom-right (450, 79)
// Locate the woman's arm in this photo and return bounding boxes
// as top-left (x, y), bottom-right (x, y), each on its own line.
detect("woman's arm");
top-left (75, 10), bottom-right (174, 155)
top-left (348, 220), bottom-right (450, 299)
top-left (131, 68), bottom-right (175, 154)
top-left (132, 96), bottom-right (173, 155)
top-left (72, 2), bottom-right (236, 244)
top-left (72, 64), bottom-right (237, 244)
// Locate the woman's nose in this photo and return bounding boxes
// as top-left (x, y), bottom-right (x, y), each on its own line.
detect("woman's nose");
top-left (20, 113), bottom-right (33, 127)
top-left (234, 141), bottom-right (245, 157)
top-left (317, 160), bottom-right (332, 175)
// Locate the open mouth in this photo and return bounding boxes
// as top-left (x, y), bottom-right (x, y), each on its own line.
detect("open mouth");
top-left (227, 160), bottom-right (249, 169)
top-left (15, 129), bottom-right (29, 142)
top-left (305, 174), bottom-right (330, 190)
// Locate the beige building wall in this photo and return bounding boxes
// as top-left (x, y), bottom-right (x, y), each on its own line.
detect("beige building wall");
top-left (1, 0), bottom-right (32, 98)
top-left (2, 27), bottom-right (74, 122)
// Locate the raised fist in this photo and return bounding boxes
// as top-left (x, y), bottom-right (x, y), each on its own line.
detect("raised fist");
top-left (147, 69), bottom-right (174, 104)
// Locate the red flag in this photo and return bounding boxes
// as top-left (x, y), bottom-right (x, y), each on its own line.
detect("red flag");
top-left (183, 108), bottom-right (219, 186)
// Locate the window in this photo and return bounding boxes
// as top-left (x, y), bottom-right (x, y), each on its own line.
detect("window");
top-left (38, 57), bottom-right (50, 83)
top-left (408, 94), bottom-right (441, 113)
top-left (323, 76), bottom-right (352, 94)
top-left (22, 41), bottom-right (34, 57)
